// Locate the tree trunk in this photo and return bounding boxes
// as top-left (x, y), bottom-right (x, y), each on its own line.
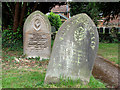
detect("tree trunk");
top-left (32, 2), bottom-right (38, 12)
top-left (19, 2), bottom-right (27, 26)
top-left (13, 2), bottom-right (19, 32)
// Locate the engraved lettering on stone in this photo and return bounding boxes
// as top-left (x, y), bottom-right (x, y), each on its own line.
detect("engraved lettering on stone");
top-left (28, 33), bottom-right (48, 50)
top-left (90, 28), bottom-right (96, 49)
top-left (60, 40), bottom-right (74, 71)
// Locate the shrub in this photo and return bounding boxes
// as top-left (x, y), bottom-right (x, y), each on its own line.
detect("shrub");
top-left (2, 26), bottom-right (23, 48)
top-left (99, 27), bottom-right (120, 43)
top-left (48, 12), bottom-right (62, 31)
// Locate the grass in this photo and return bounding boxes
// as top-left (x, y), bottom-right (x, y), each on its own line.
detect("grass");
top-left (98, 43), bottom-right (118, 64)
top-left (2, 41), bottom-right (106, 88)
top-left (3, 40), bottom-right (113, 88)
top-left (2, 69), bottom-right (45, 88)
top-left (2, 68), bottom-right (106, 88)
top-left (2, 41), bottom-right (118, 88)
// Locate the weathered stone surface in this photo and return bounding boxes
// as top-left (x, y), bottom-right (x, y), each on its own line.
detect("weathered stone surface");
top-left (44, 13), bottom-right (99, 84)
top-left (23, 11), bottom-right (51, 60)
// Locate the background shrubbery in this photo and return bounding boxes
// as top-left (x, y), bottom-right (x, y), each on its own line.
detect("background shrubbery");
top-left (48, 12), bottom-right (62, 31)
top-left (99, 27), bottom-right (120, 43)
top-left (2, 26), bottom-right (23, 50)
top-left (99, 34), bottom-right (120, 43)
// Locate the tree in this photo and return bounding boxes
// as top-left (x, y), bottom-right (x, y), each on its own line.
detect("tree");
top-left (19, 2), bottom-right (27, 26)
top-left (69, 2), bottom-right (120, 24)
top-left (2, 2), bottom-right (66, 32)
top-left (13, 2), bottom-right (19, 32)
top-left (69, 2), bottom-right (100, 25)
top-left (98, 2), bottom-right (120, 22)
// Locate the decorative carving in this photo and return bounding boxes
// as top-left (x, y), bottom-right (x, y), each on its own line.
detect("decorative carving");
top-left (74, 27), bottom-right (86, 44)
top-left (33, 19), bottom-right (41, 31)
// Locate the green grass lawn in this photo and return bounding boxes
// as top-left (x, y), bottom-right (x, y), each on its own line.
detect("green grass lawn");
top-left (98, 43), bottom-right (118, 64)
top-left (2, 42), bottom-right (118, 88)
top-left (2, 42), bottom-right (106, 88)
top-left (2, 66), bottom-right (106, 88)
top-left (3, 41), bottom-right (119, 88)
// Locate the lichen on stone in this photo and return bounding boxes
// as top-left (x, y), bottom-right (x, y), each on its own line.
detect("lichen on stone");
top-left (74, 27), bottom-right (86, 44)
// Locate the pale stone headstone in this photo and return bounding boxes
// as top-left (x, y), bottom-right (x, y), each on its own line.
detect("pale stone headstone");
top-left (23, 11), bottom-right (51, 60)
top-left (44, 13), bottom-right (99, 84)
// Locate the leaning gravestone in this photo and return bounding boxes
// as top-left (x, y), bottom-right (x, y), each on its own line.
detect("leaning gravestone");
top-left (44, 13), bottom-right (99, 84)
top-left (23, 11), bottom-right (51, 60)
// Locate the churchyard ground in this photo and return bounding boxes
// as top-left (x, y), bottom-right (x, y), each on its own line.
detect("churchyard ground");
top-left (98, 43), bottom-right (118, 64)
top-left (2, 41), bottom-right (118, 88)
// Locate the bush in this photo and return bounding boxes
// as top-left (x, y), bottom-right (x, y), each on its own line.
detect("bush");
top-left (98, 27), bottom-right (120, 43)
top-left (48, 12), bottom-right (62, 31)
top-left (2, 26), bottom-right (23, 48)
top-left (99, 33), bottom-right (119, 43)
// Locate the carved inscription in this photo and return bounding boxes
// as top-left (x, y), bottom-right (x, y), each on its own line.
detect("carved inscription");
top-left (28, 33), bottom-right (48, 50)
top-left (89, 27), bottom-right (96, 50)
top-left (59, 40), bottom-right (86, 67)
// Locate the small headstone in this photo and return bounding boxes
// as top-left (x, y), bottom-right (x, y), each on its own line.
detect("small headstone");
top-left (44, 13), bottom-right (99, 84)
top-left (23, 11), bottom-right (51, 60)
top-left (51, 26), bottom-right (56, 33)
top-left (51, 26), bottom-right (56, 40)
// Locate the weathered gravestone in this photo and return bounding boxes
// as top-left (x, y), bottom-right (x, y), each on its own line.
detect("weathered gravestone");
top-left (44, 13), bottom-right (99, 84)
top-left (23, 11), bottom-right (51, 60)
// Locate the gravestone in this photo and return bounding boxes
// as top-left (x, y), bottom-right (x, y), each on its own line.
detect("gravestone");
top-left (51, 26), bottom-right (56, 33)
top-left (23, 11), bottom-right (51, 60)
top-left (44, 13), bottom-right (99, 84)
top-left (51, 26), bottom-right (56, 40)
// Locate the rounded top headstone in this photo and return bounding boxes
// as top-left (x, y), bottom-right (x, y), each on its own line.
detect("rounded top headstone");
top-left (44, 13), bottom-right (99, 84)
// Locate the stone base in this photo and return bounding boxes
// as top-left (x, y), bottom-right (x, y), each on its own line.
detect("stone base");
top-left (44, 76), bottom-right (60, 84)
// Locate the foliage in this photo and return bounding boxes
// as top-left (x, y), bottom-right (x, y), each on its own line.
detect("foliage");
top-left (48, 12), bottom-right (62, 31)
top-left (99, 34), bottom-right (119, 43)
top-left (69, 2), bottom-right (120, 24)
top-left (51, 39), bottom-right (54, 48)
top-left (69, 2), bottom-right (100, 25)
top-left (98, 2), bottom-right (120, 21)
top-left (2, 26), bottom-right (23, 48)
top-left (99, 32), bottom-right (119, 43)
top-left (110, 27), bottom-right (118, 38)
top-left (2, 2), bottom-right (65, 30)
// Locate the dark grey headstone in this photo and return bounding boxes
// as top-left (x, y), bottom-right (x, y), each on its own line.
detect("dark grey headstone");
top-left (44, 13), bottom-right (99, 84)
top-left (23, 11), bottom-right (51, 60)
top-left (51, 26), bottom-right (56, 33)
